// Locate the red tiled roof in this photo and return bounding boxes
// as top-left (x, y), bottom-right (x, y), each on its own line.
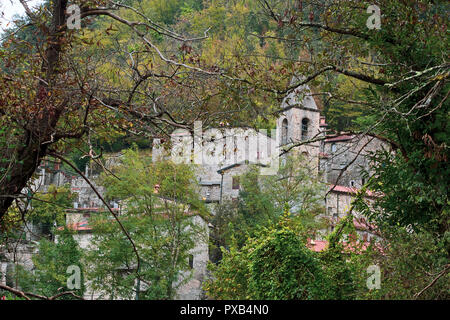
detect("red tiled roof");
top-left (306, 238), bottom-right (373, 253)
top-left (307, 239), bottom-right (328, 252)
top-left (328, 185), bottom-right (377, 197)
top-left (325, 135), bottom-right (354, 143)
top-left (58, 222), bottom-right (92, 231)
top-left (353, 218), bottom-right (376, 231)
top-left (331, 185), bottom-right (359, 194)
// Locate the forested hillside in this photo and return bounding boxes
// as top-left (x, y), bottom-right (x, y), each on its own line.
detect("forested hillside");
top-left (0, 0), bottom-right (448, 301)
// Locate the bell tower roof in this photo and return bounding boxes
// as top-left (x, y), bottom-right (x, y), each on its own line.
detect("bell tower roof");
top-left (280, 77), bottom-right (321, 113)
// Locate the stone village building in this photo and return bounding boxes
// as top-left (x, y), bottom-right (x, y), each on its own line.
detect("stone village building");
top-left (1, 83), bottom-right (388, 299)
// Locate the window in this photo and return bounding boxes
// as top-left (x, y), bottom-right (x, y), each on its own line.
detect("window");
top-left (301, 118), bottom-right (309, 140)
top-left (281, 118), bottom-right (288, 145)
top-left (331, 143), bottom-right (337, 153)
top-left (188, 255), bottom-right (194, 269)
top-left (232, 176), bottom-right (240, 190)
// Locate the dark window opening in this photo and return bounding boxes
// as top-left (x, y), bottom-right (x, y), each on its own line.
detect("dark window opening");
top-left (232, 176), bottom-right (240, 190)
top-left (301, 118), bottom-right (309, 140)
top-left (281, 118), bottom-right (288, 145)
top-left (188, 255), bottom-right (194, 269)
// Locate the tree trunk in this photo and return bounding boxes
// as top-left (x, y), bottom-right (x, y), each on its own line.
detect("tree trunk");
top-left (0, 0), bottom-right (68, 220)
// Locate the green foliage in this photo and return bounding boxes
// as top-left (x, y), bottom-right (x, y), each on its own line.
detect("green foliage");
top-left (204, 235), bottom-right (251, 299)
top-left (85, 147), bottom-right (208, 299)
top-left (29, 184), bottom-right (75, 227)
top-left (211, 155), bottom-right (326, 250)
top-left (348, 226), bottom-right (449, 300)
top-left (205, 214), bottom-right (345, 300)
top-left (322, 73), bottom-right (369, 132)
top-left (1, 0), bottom-right (448, 301)
top-left (15, 228), bottom-right (85, 299)
top-left (326, 214), bottom-right (356, 248)
top-left (247, 223), bottom-right (329, 299)
top-left (356, 151), bottom-right (449, 235)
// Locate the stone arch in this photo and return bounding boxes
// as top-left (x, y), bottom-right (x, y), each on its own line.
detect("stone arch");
top-left (301, 118), bottom-right (309, 140)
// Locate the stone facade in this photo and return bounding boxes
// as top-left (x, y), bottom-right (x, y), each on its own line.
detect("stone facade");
top-left (276, 83), bottom-right (322, 168)
top-left (174, 215), bottom-right (209, 300)
top-left (320, 134), bottom-right (387, 188)
top-left (1, 82), bottom-right (387, 299)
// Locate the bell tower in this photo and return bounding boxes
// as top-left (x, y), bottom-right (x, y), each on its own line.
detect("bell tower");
top-left (276, 83), bottom-right (321, 168)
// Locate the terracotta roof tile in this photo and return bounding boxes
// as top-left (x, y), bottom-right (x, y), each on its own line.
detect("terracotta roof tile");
top-left (325, 135), bottom-right (354, 143)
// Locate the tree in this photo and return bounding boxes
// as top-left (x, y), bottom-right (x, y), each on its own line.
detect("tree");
top-left (210, 155), bottom-right (326, 253)
top-left (347, 224), bottom-right (449, 300)
top-left (13, 228), bottom-right (85, 299)
top-left (1, 0), bottom-right (448, 300)
top-left (28, 184), bottom-right (75, 236)
top-left (0, 0), bottom-right (226, 220)
top-left (84, 148), bottom-right (208, 299)
top-left (249, 0), bottom-right (449, 296)
top-left (250, 0), bottom-right (448, 232)
top-left (205, 214), bottom-right (340, 300)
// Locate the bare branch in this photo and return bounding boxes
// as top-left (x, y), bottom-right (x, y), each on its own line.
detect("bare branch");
top-left (48, 151), bottom-right (142, 280)
top-left (414, 264), bottom-right (450, 299)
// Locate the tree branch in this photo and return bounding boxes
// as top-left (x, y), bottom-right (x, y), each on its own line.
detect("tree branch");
top-left (414, 264), bottom-right (450, 299)
top-left (48, 151), bottom-right (142, 280)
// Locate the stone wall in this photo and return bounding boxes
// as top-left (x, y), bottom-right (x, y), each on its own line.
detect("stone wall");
top-left (321, 134), bottom-right (388, 188)
top-left (70, 176), bottom-right (105, 209)
top-left (175, 215), bottom-right (210, 300)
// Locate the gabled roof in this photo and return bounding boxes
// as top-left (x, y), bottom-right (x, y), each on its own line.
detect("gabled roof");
top-left (325, 135), bottom-right (355, 143)
top-left (217, 160), bottom-right (268, 174)
top-left (306, 238), bottom-right (374, 253)
top-left (65, 222), bottom-right (91, 231)
top-left (328, 185), bottom-right (377, 198)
